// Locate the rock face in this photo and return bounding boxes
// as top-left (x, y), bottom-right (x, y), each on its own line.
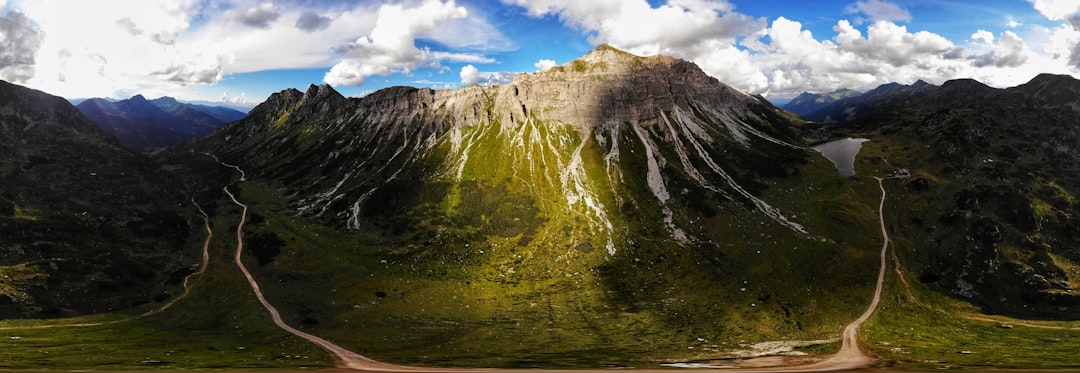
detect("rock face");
top-left (77, 95), bottom-right (245, 153)
top-left (176, 45), bottom-right (810, 249)
top-left (0, 80), bottom-right (194, 318)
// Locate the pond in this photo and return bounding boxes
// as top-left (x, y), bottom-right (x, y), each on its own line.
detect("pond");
top-left (813, 138), bottom-right (869, 176)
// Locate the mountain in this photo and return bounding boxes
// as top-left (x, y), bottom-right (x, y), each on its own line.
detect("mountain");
top-left (824, 73), bottom-right (1080, 318)
top-left (782, 88), bottom-right (860, 118)
top-left (3, 45), bottom-right (1080, 370)
top-left (162, 45), bottom-right (898, 364)
top-left (798, 80), bottom-right (936, 123)
top-left (76, 95), bottom-right (245, 153)
top-left (0, 80), bottom-right (197, 318)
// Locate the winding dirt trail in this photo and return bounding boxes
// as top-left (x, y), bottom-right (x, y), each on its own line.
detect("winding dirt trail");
top-left (222, 186), bottom-right (421, 371)
top-left (211, 156), bottom-right (895, 372)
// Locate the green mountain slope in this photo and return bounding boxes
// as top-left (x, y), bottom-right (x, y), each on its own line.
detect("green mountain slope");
top-left (164, 46), bottom-right (888, 366)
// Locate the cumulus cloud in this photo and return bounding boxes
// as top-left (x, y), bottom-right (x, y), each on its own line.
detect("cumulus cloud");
top-left (324, 0), bottom-right (472, 86)
top-left (0, 10), bottom-right (43, 83)
top-left (295, 11), bottom-right (331, 32)
top-left (972, 31), bottom-right (1029, 68)
top-left (239, 2), bottom-right (280, 29)
top-left (15, 0), bottom-right (227, 98)
top-left (504, 0), bottom-right (763, 56)
top-left (534, 59), bottom-right (557, 72)
top-left (1031, 0), bottom-right (1080, 68)
top-left (1032, 0), bottom-right (1080, 28)
top-left (845, 0), bottom-right (912, 23)
top-left (505, 0), bottom-right (1080, 97)
top-left (972, 29), bottom-right (995, 44)
top-left (460, 64), bottom-right (479, 85)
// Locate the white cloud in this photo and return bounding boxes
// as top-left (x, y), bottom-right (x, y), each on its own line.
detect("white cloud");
top-left (845, 0), bottom-right (912, 23)
top-left (323, 0), bottom-right (470, 86)
top-left (460, 64), bottom-right (479, 85)
top-left (1032, 0), bottom-right (1080, 27)
top-left (0, 10), bottom-right (42, 84)
top-left (5, 0), bottom-right (510, 99)
top-left (221, 91), bottom-right (252, 104)
top-left (17, 0), bottom-right (222, 98)
top-left (972, 29), bottom-right (995, 44)
top-left (421, 15), bottom-right (514, 52)
top-left (503, 0), bottom-right (763, 56)
top-left (1031, 0), bottom-right (1080, 68)
top-left (429, 51), bottom-right (495, 64)
top-left (505, 0), bottom-right (1080, 98)
top-left (972, 31), bottom-right (1029, 68)
top-left (534, 59), bottom-right (557, 72)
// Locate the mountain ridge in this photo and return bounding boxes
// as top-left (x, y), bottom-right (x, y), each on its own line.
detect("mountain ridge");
top-left (76, 94), bottom-right (246, 152)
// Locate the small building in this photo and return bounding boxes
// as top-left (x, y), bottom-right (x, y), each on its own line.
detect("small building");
top-left (890, 168), bottom-right (912, 180)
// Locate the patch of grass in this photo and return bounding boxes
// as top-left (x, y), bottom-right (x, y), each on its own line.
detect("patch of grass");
top-left (864, 271), bottom-right (1080, 370)
top-left (12, 205), bottom-right (40, 221)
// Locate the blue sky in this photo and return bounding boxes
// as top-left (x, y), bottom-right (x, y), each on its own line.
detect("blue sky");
top-left (1, 0), bottom-right (1078, 109)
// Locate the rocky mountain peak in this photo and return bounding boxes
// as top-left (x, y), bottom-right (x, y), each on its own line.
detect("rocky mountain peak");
top-left (151, 96), bottom-right (181, 110)
top-left (579, 44), bottom-right (642, 64)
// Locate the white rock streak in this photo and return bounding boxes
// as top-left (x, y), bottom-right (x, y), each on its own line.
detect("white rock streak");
top-left (630, 122), bottom-right (688, 243)
top-left (673, 110), bottom-right (808, 234)
top-left (561, 129), bottom-right (616, 255)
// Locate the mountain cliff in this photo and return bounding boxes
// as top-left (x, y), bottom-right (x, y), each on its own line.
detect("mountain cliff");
top-left (0, 80), bottom-right (197, 318)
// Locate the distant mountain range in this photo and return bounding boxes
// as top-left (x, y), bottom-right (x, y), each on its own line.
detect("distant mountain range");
top-left (784, 80), bottom-right (935, 122)
top-left (75, 95), bottom-right (246, 152)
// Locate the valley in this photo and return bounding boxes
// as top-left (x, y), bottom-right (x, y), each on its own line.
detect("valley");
top-left (2, 45), bottom-right (1080, 371)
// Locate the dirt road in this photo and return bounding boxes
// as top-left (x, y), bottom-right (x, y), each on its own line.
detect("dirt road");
top-left (216, 161), bottom-right (893, 372)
